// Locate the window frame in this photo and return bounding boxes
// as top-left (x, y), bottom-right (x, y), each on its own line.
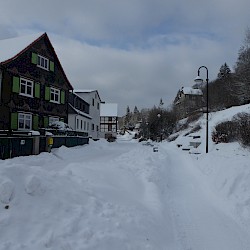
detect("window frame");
top-left (18, 112), bottom-right (32, 130)
top-left (19, 78), bottom-right (34, 97)
top-left (37, 54), bottom-right (49, 70)
top-left (50, 87), bottom-right (60, 104)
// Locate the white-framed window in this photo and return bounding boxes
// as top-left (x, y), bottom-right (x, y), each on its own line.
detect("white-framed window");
top-left (18, 113), bottom-right (32, 130)
top-left (20, 78), bottom-right (33, 97)
top-left (49, 116), bottom-right (59, 125)
top-left (50, 87), bottom-right (60, 103)
top-left (37, 55), bottom-right (49, 70)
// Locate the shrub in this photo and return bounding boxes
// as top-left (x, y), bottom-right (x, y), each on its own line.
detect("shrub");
top-left (212, 112), bottom-right (250, 147)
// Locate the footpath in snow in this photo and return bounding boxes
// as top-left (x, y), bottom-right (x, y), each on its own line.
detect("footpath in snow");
top-left (1, 124), bottom-right (250, 249)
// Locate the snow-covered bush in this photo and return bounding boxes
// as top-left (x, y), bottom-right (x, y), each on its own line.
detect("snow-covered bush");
top-left (212, 112), bottom-right (250, 146)
top-left (49, 121), bottom-right (73, 131)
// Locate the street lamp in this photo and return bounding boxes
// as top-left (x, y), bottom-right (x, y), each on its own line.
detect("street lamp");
top-left (157, 113), bottom-right (162, 142)
top-left (194, 66), bottom-right (209, 153)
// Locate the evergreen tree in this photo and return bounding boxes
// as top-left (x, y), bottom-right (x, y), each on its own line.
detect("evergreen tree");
top-left (217, 63), bottom-right (231, 79)
top-left (124, 106), bottom-right (131, 126)
top-left (159, 98), bottom-right (164, 109)
top-left (234, 27), bottom-right (250, 103)
top-left (133, 106), bottom-right (140, 124)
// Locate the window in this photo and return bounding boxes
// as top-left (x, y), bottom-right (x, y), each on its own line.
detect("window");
top-left (18, 113), bottom-right (32, 130)
top-left (50, 87), bottom-right (60, 103)
top-left (20, 78), bottom-right (33, 97)
top-left (92, 98), bottom-right (94, 106)
top-left (37, 55), bottom-right (49, 70)
top-left (92, 123), bottom-right (94, 131)
top-left (76, 119), bottom-right (79, 129)
top-left (81, 120), bottom-right (83, 130)
top-left (97, 102), bottom-right (100, 110)
top-left (49, 116), bottom-right (59, 125)
top-left (96, 125), bottom-right (99, 131)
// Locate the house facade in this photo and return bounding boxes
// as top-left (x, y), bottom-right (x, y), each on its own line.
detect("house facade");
top-left (74, 90), bottom-right (101, 140)
top-left (68, 92), bottom-right (91, 136)
top-left (0, 33), bottom-right (73, 132)
top-left (100, 103), bottom-right (118, 138)
top-left (174, 87), bottom-right (204, 119)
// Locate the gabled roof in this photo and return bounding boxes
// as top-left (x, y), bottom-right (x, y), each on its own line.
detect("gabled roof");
top-left (100, 103), bottom-right (118, 117)
top-left (74, 89), bottom-right (102, 101)
top-left (0, 32), bottom-right (73, 90)
top-left (0, 32), bottom-right (44, 63)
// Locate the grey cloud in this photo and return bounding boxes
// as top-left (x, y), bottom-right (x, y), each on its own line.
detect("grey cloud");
top-left (1, 0), bottom-right (250, 115)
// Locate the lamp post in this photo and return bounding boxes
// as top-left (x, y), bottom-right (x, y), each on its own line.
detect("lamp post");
top-left (194, 66), bottom-right (209, 153)
top-left (157, 113), bottom-right (162, 142)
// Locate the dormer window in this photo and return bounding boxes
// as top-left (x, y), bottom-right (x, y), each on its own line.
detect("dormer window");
top-left (37, 55), bottom-right (49, 70)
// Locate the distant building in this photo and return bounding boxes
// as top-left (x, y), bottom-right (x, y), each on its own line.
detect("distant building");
top-left (174, 86), bottom-right (204, 119)
top-left (100, 103), bottom-right (118, 138)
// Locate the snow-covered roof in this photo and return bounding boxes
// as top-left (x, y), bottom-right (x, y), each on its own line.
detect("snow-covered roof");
top-left (100, 103), bottom-right (118, 117)
top-left (182, 87), bottom-right (203, 95)
top-left (74, 90), bottom-right (96, 93)
top-left (0, 32), bottom-right (44, 63)
top-left (74, 89), bottom-right (102, 102)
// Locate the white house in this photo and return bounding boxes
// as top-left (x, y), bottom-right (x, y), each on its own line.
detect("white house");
top-left (100, 103), bottom-right (118, 138)
top-left (68, 92), bottom-right (92, 136)
top-left (74, 90), bottom-right (101, 140)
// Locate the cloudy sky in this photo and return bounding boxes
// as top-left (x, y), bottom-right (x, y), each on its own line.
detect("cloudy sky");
top-left (1, 0), bottom-right (250, 115)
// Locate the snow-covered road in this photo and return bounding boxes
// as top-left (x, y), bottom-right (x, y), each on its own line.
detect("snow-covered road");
top-left (1, 137), bottom-right (250, 249)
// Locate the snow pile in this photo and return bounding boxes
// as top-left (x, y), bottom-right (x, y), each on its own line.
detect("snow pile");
top-left (1, 104), bottom-right (250, 249)
top-left (49, 121), bottom-right (73, 131)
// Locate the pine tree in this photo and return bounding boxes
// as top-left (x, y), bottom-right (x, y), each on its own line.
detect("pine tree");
top-left (217, 63), bottom-right (231, 79)
top-left (159, 98), bottom-right (164, 109)
top-left (234, 27), bottom-right (250, 103)
top-left (124, 106), bottom-right (131, 126)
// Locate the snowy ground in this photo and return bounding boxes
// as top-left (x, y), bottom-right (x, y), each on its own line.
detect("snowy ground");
top-left (1, 104), bottom-right (250, 249)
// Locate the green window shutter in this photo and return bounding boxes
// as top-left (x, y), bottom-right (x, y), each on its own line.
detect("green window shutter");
top-left (34, 83), bottom-right (41, 98)
top-left (44, 116), bottom-right (49, 128)
top-left (11, 113), bottom-right (18, 130)
top-left (31, 52), bottom-right (38, 64)
top-left (60, 90), bottom-right (65, 104)
top-left (12, 76), bottom-right (20, 93)
top-left (45, 86), bottom-right (50, 101)
top-left (33, 114), bottom-right (39, 130)
top-left (49, 61), bottom-right (55, 72)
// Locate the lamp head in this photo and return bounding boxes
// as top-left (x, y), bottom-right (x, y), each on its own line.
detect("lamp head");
top-left (194, 75), bottom-right (203, 84)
